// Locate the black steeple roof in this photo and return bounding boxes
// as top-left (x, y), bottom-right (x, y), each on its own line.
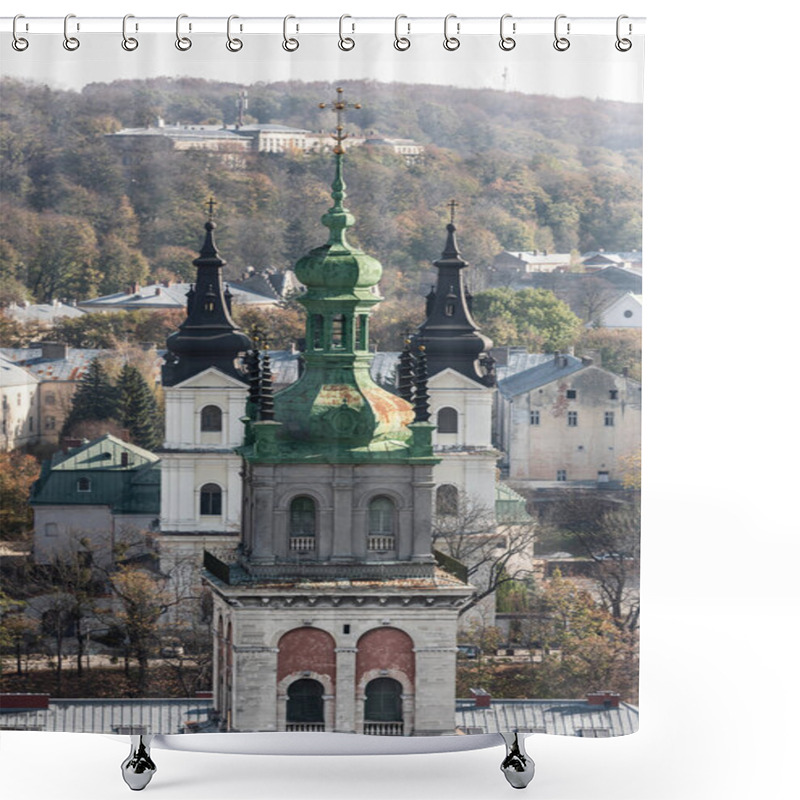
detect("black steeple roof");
top-left (162, 202), bottom-right (252, 387)
top-left (412, 213), bottom-right (495, 387)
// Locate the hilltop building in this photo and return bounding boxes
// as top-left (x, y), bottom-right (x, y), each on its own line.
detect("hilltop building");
top-left (202, 125), bottom-right (471, 735)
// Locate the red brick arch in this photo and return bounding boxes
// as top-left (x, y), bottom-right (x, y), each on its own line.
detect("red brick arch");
top-left (277, 628), bottom-right (336, 683)
top-left (356, 627), bottom-right (415, 685)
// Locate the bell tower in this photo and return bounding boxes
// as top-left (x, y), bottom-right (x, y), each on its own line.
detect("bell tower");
top-left (204, 91), bottom-right (472, 736)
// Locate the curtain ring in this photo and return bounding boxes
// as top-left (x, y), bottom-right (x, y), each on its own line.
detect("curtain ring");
top-left (615, 14), bottom-right (632, 51)
top-left (338, 14), bottom-right (355, 51)
top-left (122, 14), bottom-right (138, 51)
top-left (226, 15), bottom-right (243, 52)
top-left (12, 14), bottom-right (29, 51)
top-left (63, 14), bottom-right (80, 51)
top-left (175, 14), bottom-right (192, 51)
top-left (282, 15), bottom-right (299, 51)
top-left (553, 14), bottom-right (571, 51)
top-left (443, 14), bottom-right (460, 51)
top-left (394, 15), bottom-right (410, 51)
top-left (499, 14), bottom-right (515, 51)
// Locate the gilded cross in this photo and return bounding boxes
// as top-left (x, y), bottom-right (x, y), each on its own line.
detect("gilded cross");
top-left (448, 199), bottom-right (459, 225)
top-left (319, 87), bottom-right (362, 154)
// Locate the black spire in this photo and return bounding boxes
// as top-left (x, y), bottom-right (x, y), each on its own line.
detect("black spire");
top-left (162, 198), bottom-right (252, 387)
top-left (398, 336), bottom-right (415, 403)
top-left (412, 203), bottom-right (493, 386)
top-left (413, 345), bottom-right (430, 423)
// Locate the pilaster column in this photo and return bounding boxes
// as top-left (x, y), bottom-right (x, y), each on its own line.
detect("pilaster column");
top-left (334, 646), bottom-right (358, 732)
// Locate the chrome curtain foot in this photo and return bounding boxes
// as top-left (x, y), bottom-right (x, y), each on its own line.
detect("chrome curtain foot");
top-left (500, 731), bottom-right (535, 790)
top-left (121, 735), bottom-right (157, 791)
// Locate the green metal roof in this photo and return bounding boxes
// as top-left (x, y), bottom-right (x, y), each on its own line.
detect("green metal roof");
top-left (31, 434), bottom-right (161, 514)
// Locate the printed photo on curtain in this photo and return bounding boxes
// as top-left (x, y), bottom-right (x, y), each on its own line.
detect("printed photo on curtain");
top-left (1, 15), bottom-right (644, 790)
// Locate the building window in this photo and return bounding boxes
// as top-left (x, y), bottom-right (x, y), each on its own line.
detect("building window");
top-left (566, 389), bottom-right (577, 399)
top-left (290, 496), bottom-right (315, 535)
top-left (201, 405), bottom-right (223, 432)
top-left (28, 417), bottom-right (34, 432)
top-left (200, 483), bottom-right (222, 515)
top-left (556, 470), bottom-right (567, 482)
top-left (623, 310), bottom-right (634, 318)
top-left (364, 677), bottom-right (403, 724)
top-left (567, 411), bottom-right (578, 427)
top-left (437, 407), bottom-right (458, 434)
top-left (77, 477), bottom-right (91, 492)
top-left (331, 314), bottom-right (346, 348)
top-left (45, 416), bottom-right (56, 430)
top-left (436, 484), bottom-right (459, 516)
top-left (605, 411), bottom-right (615, 427)
top-left (45, 522), bottom-right (58, 538)
top-left (368, 496), bottom-right (395, 550)
top-left (45, 392), bottom-right (56, 405)
top-left (312, 315), bottom-right (323, 349)
top-left (529, 410), bottom-right (540, 425)
top-left (286, 678), bottom-right (324, 727)
top-left (609, 390), bottom-right (618, 400)
top-left (357, 314), bottom-right (368, 350)
top-left (121, 452), bottom-right (129, 467)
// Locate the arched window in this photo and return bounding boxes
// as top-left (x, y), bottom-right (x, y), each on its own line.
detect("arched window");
top-left (289, 496), bottom-right (316, 535)
top-left (369, 497), bottom-right (394, 535)
top-left (200, 483), bottom-right (222, 515)
top-left (286, 678), bottom-right (324, 724)
top-left (437, 407), bottom-right (458, 434)
top-left (364, 677), bottom-right (403, 722)
top-left (436, 484), bottom-right (459, 516)
top-left (368, 496), bottom-right (396, 551)
top-left (201, 405), bottom-right (223, 432)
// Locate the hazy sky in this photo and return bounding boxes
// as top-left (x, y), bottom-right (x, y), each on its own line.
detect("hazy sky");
top-left (3, 32), bottom-right (643, 104)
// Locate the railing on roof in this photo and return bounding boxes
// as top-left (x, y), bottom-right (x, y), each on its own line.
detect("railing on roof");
top-left (433, 549), bottom-right (469, 584)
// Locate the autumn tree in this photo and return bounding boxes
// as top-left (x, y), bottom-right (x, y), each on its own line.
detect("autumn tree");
top-left (577, 327), bottom-right (642, 381)
top-left (0, 450), bottom-right (40, 541)
top-left (108, 566), bottom-right (172, 694)
top-left (538, 494), bottom-right (641, 632)
top-left (521, 571), bottom-right (638, 700)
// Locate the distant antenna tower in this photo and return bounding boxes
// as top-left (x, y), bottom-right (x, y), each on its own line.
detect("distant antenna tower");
top-left (502, 67), bottom-right (509, 92)
top-left (237, 90), bottom-right (248, 128)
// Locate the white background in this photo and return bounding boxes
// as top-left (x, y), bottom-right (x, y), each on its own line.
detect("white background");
top-left (2, 1), bottom-right (799, 799)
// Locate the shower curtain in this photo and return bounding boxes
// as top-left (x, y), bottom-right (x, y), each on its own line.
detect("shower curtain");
top-left (1, 10), bottom-right (644, 770)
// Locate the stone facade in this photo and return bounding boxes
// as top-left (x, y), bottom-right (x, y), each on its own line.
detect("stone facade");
top-left (497, 356), bottom-right (641, 485)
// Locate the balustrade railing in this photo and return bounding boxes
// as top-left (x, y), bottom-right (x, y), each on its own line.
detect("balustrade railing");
top-left (367, 535), bottom-right (395, 551)
top-left (288, 536), bottom-right (316, 552)
top-left (285, 722), bottom-right (325, 732)
top-left (363, 721), bottom-right (404, 736)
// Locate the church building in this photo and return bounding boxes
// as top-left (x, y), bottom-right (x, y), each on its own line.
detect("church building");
top-left (157, 206), bottom-right (254, 585)
top-left (202, 99), bottom-right (472, 735)
top-left (412, 205), bottom-right (499, 525)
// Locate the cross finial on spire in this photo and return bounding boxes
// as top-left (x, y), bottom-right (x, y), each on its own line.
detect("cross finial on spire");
top-left (206, 196), bottom-right (217, 220)
top-left (319, 87), bottom-right (362, 154)
top-left (448, 199), bottom-right (459, 225)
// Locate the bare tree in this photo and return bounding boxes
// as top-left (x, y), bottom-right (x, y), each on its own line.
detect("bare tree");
top-left (432, 499), bottom-right (537, 617)
top-left (537, 493), bottom-right (640, 631)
